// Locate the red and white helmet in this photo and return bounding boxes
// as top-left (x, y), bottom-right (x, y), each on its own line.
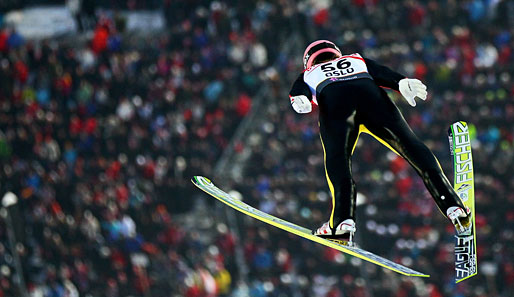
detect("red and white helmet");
top-left (303, 40), bottom-right (342, 69)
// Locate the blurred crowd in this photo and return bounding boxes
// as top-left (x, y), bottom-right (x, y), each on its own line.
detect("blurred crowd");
top-left (0, 0), bottom-right (513, 296)
top-left (0, 0), bottom-right (274, 296)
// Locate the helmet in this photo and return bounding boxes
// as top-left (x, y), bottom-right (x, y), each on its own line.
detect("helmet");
top-left (303, 40), bottom-right (342, 69)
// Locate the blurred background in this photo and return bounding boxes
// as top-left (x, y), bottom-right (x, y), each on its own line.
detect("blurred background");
top-left (0, 0), bottom-right (513, 296)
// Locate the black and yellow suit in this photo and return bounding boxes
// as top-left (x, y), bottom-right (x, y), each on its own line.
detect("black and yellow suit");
top-left (289, 58), bottom-right (467, 231)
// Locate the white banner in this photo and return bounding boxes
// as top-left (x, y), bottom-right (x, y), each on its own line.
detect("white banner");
top-left (4, 6), bottom-right (78, 39)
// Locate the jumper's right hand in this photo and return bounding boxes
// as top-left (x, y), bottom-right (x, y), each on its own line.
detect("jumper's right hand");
top-left (290, 95), bottom-right (312, 113)
top-left (399, 78), bottom-right (427, 107)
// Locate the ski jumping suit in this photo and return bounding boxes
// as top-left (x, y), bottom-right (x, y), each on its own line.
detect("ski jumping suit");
top-left (289, 53), bottom-right (467, 231)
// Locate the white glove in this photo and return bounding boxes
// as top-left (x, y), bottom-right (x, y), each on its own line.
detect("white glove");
top-left (290, 95), bottom-right (312, 114)
top-left (398, 78), bottom-right (428, 107)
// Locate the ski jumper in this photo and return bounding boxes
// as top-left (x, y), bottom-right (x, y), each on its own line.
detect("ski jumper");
top-left (289, 53), bottom-right (467, 231)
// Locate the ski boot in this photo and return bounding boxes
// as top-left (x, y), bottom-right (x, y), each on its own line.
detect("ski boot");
top-left (313, 219), bottom-right (356, 246)
top-left (447, 206), bottom-right (472, 235)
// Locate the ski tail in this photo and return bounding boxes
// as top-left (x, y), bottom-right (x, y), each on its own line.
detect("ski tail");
top-left (448, 121), bottom-right (477, 283)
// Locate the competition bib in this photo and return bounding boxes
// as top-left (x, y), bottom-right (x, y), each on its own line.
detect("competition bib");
top-left (303, 53), bottom-right (372, 95)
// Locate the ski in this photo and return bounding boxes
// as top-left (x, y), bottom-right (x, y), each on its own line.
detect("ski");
top-left (448, 121), bottom-right (477, 283)
top-left (192, 176), bottom-right (429, 277)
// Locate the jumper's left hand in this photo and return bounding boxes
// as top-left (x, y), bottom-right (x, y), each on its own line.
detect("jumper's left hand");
top-left (399, 78), bottom-right (427, 107)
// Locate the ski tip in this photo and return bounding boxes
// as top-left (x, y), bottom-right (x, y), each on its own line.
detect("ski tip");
top-left (191, 176), bottom-right (202, 185)
top-left (452, 120), bottom-right (467, 125)
top-left (191, 176), bottom-right (212, 186)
